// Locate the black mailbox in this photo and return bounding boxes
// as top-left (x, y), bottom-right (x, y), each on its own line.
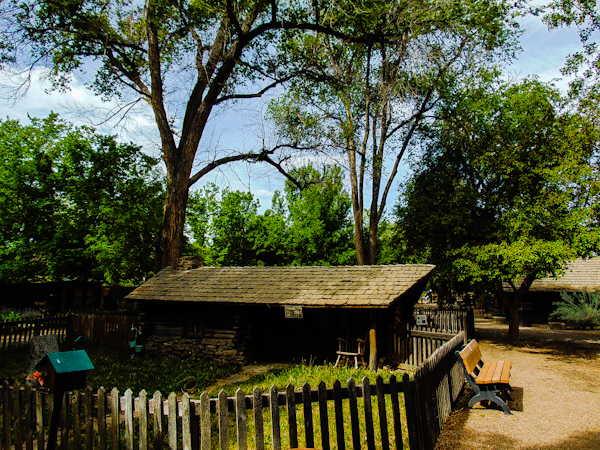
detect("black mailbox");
top-left (35, 350), bottom-right (94, 393)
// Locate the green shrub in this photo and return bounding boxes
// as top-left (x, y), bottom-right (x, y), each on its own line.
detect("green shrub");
top-left (551, 291), bottom-right (600, 329)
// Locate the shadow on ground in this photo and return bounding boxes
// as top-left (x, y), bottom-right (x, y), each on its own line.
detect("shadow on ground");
top-left (475, 326), bottom-right (600, 363)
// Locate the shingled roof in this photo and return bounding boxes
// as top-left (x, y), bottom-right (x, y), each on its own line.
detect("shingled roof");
top-left (527, 257), bottom-right (600, 292)
top-left (126, 264), bottom-right (435, 308)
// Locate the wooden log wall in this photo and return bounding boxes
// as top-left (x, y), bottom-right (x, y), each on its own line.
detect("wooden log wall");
top-left (0, 376), bottom-right (411, 450)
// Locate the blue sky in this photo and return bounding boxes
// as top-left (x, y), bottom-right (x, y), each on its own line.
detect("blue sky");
top-left (0, 12), bottom-right (589, 213)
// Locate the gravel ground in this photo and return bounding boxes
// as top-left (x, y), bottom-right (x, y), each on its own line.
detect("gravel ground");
top-left (434, 320), bottom-right (600, 450)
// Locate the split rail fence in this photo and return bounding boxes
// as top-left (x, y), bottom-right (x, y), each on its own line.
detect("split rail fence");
top-left (0, 314), bottom-right (138, 350)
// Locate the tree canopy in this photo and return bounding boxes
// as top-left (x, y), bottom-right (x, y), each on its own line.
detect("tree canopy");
top-left (398, 76), bottom-right (600, 341)
top-left (266, 0), bottom-right (520, 264)
top-left (0, 114), bottom-right (164, 284)
top-left (0, 0), bottom-right (414, 270)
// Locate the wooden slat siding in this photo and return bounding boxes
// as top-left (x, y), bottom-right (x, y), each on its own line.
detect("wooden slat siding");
top-left (85, 387), bottom-right (93, 450)
top-left (332, 380), bottom-right (345, 450)
top-left (168, 392), bottom-right (177, 450)
top-left (182, 393), bottom-right (192, 450)
top-left (72, 392), bottom-right (82, 450)
top-left (97, 388), bottom-right (107, 450)
top-left (13, 381), bottom-right (22, 450)
top-left (389, 376), bottom-right (402, 450)
top-left (362, 377), bottom-right (375, 450)
top-left (301, 383), bottom-right (313, 449)
top-left (347, 378), bottom-right (360, 450)
top-left (24, 384), bottom-right (33, 450)
top-left (36, 389), bottom-right (44, 449)
top-left (218, 390), bottom-right (228, 450)
top-left (251, 388), bottom-right (263, 450)
top-left (153, 391), bottom-right (163, 450)
top-left (110, 388), bottom-right (120, 450)
top-left (138, 390), bottom-right (148, 450)
top-left (285, 384), bottom-right (298, 449)
top-left (124, 389), bottom-right (134, 450)
top-left (376, 376), bottom-right (390, 450)
top-left (235, 390), bottom-right (247, 450)
top-left (317, 382), bottom-right (329, 450)
top-left (199, 392), bottom-right (210, 450)
top-left (269, 385), bottom-right (281, 450)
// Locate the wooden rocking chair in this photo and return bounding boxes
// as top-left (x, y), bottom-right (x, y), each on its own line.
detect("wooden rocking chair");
top-left (334, 334), bottom-right (367, 369)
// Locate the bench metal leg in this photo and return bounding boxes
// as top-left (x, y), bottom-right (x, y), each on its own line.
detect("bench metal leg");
top-left (469, 390), bottom-right (512, 415)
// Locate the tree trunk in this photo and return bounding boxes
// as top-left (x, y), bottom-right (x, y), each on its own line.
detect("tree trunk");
top-left (155, 173), bottom-right (190, 271)
top-left (506, 301), bottom-right (520, 344)
top-left (496, 275), bottom-right (535, 344)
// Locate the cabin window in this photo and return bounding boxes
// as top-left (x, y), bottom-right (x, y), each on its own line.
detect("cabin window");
top-left (186, 322), bottom-right (204, 338)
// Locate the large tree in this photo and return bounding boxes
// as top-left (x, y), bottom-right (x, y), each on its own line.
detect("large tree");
top-left (398, 76), bottom-right (600, 342)
top-left (0, 114), bottom-right (164, 284)
top-left (267, 0), bottom-right (518, 264)
top-left (1, 0), bottom-right (408, 270)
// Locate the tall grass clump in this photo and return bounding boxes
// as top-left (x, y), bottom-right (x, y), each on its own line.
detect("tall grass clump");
top-left (551, 290), bottom-right (600, 329)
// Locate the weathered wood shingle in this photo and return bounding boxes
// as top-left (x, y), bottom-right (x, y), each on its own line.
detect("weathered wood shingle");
top-left (528, 257), bottom-right (600, 292)
top-left (127, 265), bottom-right (435, 308)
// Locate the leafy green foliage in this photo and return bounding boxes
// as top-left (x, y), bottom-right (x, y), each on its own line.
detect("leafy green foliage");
top-left (0, 114), bottom-right (164, 284)
top-left (544, 0), bottom-right (600, 105)
top-left (186, 165), bottom-right (355, 266)
top-left (283, 165), bottom-right (355, 265)
top-left (551, 291), bottom-right (600, 329)
top-left (400, 76), bottom-right (600, 300)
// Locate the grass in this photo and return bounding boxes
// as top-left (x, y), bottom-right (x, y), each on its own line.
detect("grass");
top-left (1, 345), bottom-right (411, 449)
top-left (207, 362), bottom-right (412, 450)
top-left (0, 341), bottom-right (240, 394)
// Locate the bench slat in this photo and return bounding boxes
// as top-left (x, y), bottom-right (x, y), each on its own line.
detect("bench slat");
top-left (476, 361), bottom-right (511, 385)
top-left (459, 340), bottom-right (482, 375)
top-left (483, 361), bottom-right (498, 384)
top-left (500, 361), bottom-right (511, 384)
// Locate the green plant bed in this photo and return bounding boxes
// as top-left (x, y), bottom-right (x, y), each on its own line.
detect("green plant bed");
top-left (0, 342), bottom-right (239, 394)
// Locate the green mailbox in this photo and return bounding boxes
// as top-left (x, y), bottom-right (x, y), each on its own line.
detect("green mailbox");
top-left (35, 350), bottom-right (94, 393)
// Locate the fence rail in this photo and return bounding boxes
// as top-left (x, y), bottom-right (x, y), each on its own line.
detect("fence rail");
top-left (0, 314), bottom-right (138, 350)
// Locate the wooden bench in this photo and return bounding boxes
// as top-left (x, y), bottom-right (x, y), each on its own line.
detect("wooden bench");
top-left (455, 339), bottom-right (514, 415)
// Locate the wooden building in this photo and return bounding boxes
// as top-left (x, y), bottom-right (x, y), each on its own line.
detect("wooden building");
top-left (500, 257), bottom-right (600, 324)
top-left (126, 264), bottom-right (435, 366)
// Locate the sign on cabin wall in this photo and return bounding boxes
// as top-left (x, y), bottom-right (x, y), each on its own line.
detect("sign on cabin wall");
top-left (415, 314), bottom-right (428, 326)
top-left (285, 305), bottom-right (303, 319)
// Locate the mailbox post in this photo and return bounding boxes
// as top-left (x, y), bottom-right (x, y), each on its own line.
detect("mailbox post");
top-left (35, 350), bottom-right (94, 450)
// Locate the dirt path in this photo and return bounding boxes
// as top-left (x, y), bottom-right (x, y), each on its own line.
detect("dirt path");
top-left (435, 320), bottom-right (600, 449)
